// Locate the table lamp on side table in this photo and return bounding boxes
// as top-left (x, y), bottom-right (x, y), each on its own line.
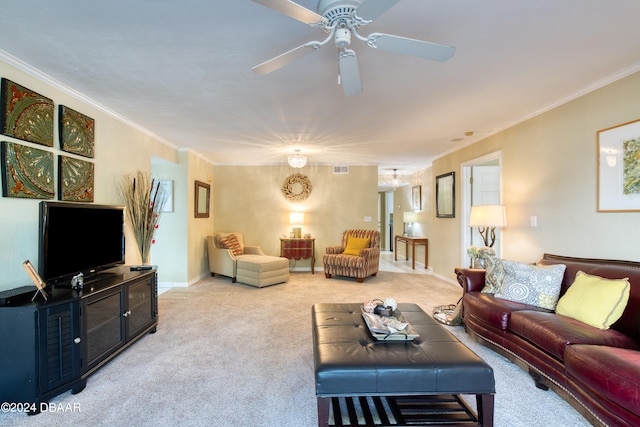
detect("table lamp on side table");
top-left (403, 211), bottom-right (418, 237)
top-left (290, 211), bottom-right (304, 238)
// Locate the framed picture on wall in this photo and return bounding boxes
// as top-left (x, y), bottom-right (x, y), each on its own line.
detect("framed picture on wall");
top-left (597, 118), bottom-right (640, 212)
top-left (412, 185), bottom-right (421, 211)
top-left (436, 172), bottom-right (455, 218)
top-left (597, 120), bottom-right (640, 212)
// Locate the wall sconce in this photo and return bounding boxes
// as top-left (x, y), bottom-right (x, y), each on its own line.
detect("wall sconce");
top-left (289, 211), bottom-right (304, 238)
top-left (469, 205), bottom-right (507, 247)
top-left (403, 211), bottom-right (418, 237)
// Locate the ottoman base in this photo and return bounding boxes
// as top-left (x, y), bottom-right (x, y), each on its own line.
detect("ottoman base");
top-left (318, 394), bottom-right (494, 427)
top-left (236, 255), bottom-right (289, 288)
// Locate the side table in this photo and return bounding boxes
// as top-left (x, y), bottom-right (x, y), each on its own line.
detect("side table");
top-left (280, 238), bottom-right (315, 274)
top-left (394, 235), bottom-right (428, 269)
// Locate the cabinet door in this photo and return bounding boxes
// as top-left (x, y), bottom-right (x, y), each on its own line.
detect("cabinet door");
top-left (126, 276), bottom-right (156, 339)
top-left (38, 301), bottom-right (81, 394)
top-left (83, 287), bottom-right (125, 371)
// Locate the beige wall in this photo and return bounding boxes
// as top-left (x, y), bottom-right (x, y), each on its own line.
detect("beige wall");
top-left (187, 150), bottom-right (215, 281)
top-left (0, 58), bottom-right (212, 290)
top-left (3, 54), bottom-right (636, 290)
top-left (427, 71), bottom-right (640, 279)
top-left (213, 165), bottom-right (379, 268)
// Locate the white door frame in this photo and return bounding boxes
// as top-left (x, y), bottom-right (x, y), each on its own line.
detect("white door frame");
top-left (460, 151), bottom-right (503, 266)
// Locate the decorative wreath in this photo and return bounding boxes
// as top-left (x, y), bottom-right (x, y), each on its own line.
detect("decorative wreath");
top-left (281, 173), bottom-right (312, 203)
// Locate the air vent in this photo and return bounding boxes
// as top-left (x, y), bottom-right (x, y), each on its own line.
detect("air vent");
top-left (333, 166), bottom-right (349, 175)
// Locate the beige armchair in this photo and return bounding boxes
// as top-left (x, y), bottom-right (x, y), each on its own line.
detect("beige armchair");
top-left (323, 229), bottom-right (380, 283)
top-left (206, 232), bottom-right (265, 282)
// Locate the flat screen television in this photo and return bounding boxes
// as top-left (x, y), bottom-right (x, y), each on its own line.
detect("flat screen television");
top-left (39, 201), bottom-right (125, 286)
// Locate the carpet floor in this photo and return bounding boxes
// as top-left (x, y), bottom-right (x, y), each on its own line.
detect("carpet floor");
top-left (0, 270), bottom-right (590, 427)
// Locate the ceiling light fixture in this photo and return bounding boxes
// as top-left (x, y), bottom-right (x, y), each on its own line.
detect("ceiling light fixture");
top-left (392, 169), bottom-right (399, 189)
top-left (288, 149), bottom-right (307, 168)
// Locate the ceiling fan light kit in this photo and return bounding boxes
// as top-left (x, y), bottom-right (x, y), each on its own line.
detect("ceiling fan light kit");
top-left (251, 0), bottom-right (455, 96)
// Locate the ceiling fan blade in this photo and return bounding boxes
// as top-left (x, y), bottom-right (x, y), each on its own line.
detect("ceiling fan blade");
top-left (355, 0), bottom-right (401, 21)
top-left (338, 49), bottom-right (362, 96)
top-left (252, 42), bottom-right (321, 75)
top-left (367, 33), bottom-right (455, 62)
top-left (252, 0), bottom-right (328, 26)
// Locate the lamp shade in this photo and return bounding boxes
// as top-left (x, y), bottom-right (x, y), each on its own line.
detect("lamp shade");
top-left (403, 211), bottom-right (418, 223)
top-left (290, 211), bottom-right (304, 225)
top-left (469, 205), bottom-right (507, 227)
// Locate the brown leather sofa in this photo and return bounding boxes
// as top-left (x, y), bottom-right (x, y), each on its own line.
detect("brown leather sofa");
top-left (456, 253), bottom-right (640, 427)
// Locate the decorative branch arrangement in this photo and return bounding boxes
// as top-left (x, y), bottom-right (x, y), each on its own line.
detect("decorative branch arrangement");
top-left (118, 170), bottom-right (168, 265)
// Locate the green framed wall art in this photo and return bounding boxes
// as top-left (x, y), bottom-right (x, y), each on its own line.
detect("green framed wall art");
top-left (1, 141), bottom-right (54, 199)
top-left (58, 155), bottom-right (94, 202)
top-left (0, 78), bottom-right (54, 147)
top-left (59, 105), bottom-right (95, 158)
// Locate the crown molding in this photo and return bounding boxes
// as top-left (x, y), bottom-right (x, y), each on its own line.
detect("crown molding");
top-left (0, 49), bottom-right (178, 150)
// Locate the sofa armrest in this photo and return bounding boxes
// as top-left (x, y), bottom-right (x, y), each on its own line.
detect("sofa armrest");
top-left (244, 245), bottom-right (265, 255)
top-left (325, 246), bottom-right (344, 255)
top-left (455, 267), bottom-right (486, 293)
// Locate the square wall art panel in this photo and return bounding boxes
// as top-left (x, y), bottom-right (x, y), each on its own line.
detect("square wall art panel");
top-left (1, 141), bottom-right (54, 199)
top-left (58, 155), bottom-right (94, 202)
top-left (0, 78), bottom-right (54, 147)
top-left (59, 105), bottom-right (95, 158)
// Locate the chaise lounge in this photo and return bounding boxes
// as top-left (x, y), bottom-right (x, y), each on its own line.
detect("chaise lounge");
top-left (207, 232), bottom-right (289, 287)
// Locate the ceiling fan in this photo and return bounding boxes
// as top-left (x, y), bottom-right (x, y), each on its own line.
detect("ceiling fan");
top-left (251, 0), bottom-right (455, 96)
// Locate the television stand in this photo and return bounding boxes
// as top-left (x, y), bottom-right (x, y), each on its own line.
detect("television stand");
top-left (0, 266), bottom-right (158, 414)
top-left (82, 271), bottom-right (116, 285)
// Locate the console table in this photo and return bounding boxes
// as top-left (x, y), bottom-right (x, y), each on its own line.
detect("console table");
top-left (280, 238), bottom-right (315, 274)
top-left (394, 235), bottom-right (428, 269)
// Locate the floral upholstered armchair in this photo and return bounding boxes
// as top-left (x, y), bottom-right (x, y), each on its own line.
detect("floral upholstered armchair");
top-left (323, 229), bottom-right (380, 283)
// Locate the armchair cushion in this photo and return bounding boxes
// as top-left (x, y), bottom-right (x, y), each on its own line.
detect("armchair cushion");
top-left (343, 236), bottom-right (370, 256)
top-left (218, 233), bottom-right (243, 256)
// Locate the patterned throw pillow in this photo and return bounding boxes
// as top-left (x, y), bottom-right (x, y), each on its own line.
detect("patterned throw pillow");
top-left (218, 233), bottom-right (243, 256)
top-left (495, 260), bottom-right (566, 310)
top-left (482, 256), bottom-right (505, 294)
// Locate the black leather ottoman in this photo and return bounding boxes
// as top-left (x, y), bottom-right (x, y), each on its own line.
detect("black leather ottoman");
top-left (312, 303), bottom-right (495, 427)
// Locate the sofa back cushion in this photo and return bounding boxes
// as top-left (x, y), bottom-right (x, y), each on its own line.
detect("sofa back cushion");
top-left (538, 254), bottom-right (640, 339)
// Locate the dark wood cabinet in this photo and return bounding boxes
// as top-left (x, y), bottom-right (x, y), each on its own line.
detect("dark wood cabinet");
top-left (0, 266), bottom-right (157, 412)
top-left (82, 272), bottom-right (157, 377)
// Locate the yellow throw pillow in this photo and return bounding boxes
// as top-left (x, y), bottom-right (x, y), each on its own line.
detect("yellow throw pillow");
top-left (555, 271), bottom-right (630, 330)
top-left (343, 236), bottom-right (370, 256)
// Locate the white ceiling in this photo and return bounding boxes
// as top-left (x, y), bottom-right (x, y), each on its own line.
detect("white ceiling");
top-left (1, 0), bottom-right (639, 186)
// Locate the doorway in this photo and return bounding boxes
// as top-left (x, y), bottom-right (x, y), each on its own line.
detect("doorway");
top-left (461, 151), bottom-right (503, 266)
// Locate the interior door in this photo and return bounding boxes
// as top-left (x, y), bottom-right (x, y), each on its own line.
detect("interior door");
top-left (461, 152), bottom-right (503, 266)
top-left (471, 166), bottom-right (502, 251)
